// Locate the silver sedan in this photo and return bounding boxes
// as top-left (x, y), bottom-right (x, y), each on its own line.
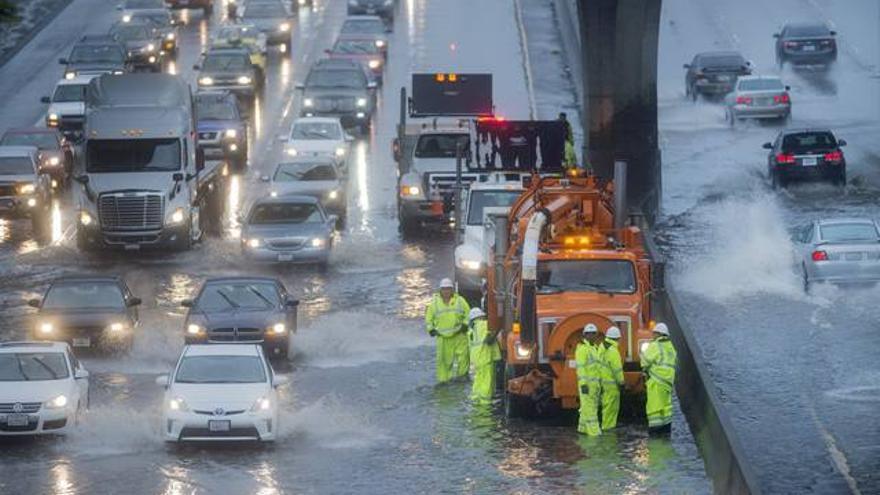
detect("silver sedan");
top-left (793, 218), bottom-right (880, 290)
top-left (725, 75), bottom-right (791, 126)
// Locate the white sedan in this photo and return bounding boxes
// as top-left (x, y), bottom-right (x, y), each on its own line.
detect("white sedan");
top-left (158, 344), bottom-right (287, 442)
top-left (283, 117), bottom-right (352, 173)
top-left (0, 341), bottom-right (89, 436)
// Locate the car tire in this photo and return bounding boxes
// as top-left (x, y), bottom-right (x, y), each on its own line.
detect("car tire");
top-left (802, 265), bottom-right (810, 293)
top-left (76, 228), bottom-right (94, 252)
top-left (398, 212), bottom-right (419, 238)
top-left (690, 86), bottom-right (698, 102)
top-left (771, 169), bottom-right (784, 190)
top-left (834, 167), bottom-right (846, 187)
top-left (727, 109), bottom-right (736, 127)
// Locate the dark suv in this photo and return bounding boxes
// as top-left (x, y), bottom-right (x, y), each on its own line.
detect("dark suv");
top-left (684, 51), bottom-right (751, 101)
top-left (347, 0), bottom-right (395, 22)
top-left (764, 128), bottom-right (846, 188)
top-left (181, 277), bottom-right (299, 359)
top-left (59, 35), bottom-right (128, 79)
top-left (775, 22), bottom-right (837, 68)
top-left (195, 91), bottom-right (248, 171)
top-left (298, 60), bottom-right (376, 133)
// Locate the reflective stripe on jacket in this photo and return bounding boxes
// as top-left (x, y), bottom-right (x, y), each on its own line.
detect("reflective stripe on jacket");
top-left (640, 337), bottom-right (677, 388)
top-left (599, 338), bottom-right (625, 387)
top-left (574, 341), bottom-right (603, 387)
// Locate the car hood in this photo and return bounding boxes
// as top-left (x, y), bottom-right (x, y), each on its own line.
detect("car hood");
top-left (170, 383), bottom-right (269, 411)
top-left (243, 222), bottom-right (330, 240)
top-left (287, 139), bottom-right (343, 153)
top-left (412, 156), bottom-right (458, 173)
top-left (303, 88), bottom-right (368, 99)
top-left (200, 69), bottom-right (253, 79)
top-left (244, 18), bottom-right (285, 31)
top-left (48, 102), bottom-right (85, 116)
top-left (68, 62), bottom-right (124, 72)
top-left (270, 180), bottom-right (339, 198)
top-left (198, 119), bottom-right (241, 132)
top-left (189, 308), bottom-right (278, 329)
top-left (84, 171), bottom-right (177, 195)
top-left (123, 40), bottom-right (152, 51)
top-left (0, 380), bottom-right (72, 403)
top-left (0, 174), bottom-right (36, 184)
top-left (36, 308), bottom-right (128, 328)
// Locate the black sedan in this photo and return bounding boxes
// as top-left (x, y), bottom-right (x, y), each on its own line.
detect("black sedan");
top-left (765, 128), bottom-right (847, 188)
top-left (775, 22), bottom-right (837, 69)
top-left (181, 277), bottom-right (299, 359)
top-left (28, 276), bottom-right (141, 352)
top-left (683, 51), bottom-right (751, 101)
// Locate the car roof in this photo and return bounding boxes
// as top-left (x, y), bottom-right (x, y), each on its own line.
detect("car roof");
top-left (344, 15), bottom-right (384, 22)
top-left (697, 51), bottom-right (744, 58)
top-left (56, 74), bottom-right (99, 86)
top-left (0, 145), bottom-right (39, 157)
top-left (275, 156), bottom-right (338, 166)
top-left (737, 75), bottom-right (781, 81)
top-left (816, 217), bottom-right (876, 226)
top-left (780, 127), bottom-right (834, 135)
top-left (292, 116), bottom-right (342, 125)
top-left (183, 343), bottom-right (262, 357)
top-left (52, 275), bottom-right (124, 284)
top-left (205, 47), bottom-right (251, 56)
top-left (314, 58), bottom-right (362, 69)
top-left (253, 194), bottom-right (321, 205)
top-left (785, 21), bottom-right (829, 29)
top-left (203, 276), bottom-right (282, 285)
top-left (0, 341), bottom-right (69, 352)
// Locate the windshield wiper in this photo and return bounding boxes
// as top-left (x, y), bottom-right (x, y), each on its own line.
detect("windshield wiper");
top-left (578, 283), bottom-right (619, 295)
top-left (247, 287), bottom-right (274, 307)
top-left (216, 289), bottom-right (240, 309)
top-left (31, 357), bottom-right (60, 380)
top-left (15, 357), bottom-right (31, 381)
top-left (279, 171), bottom-right (303, 180)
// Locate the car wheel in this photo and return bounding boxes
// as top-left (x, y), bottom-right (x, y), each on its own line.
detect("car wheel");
top-left (690, 86), bottom-right (698, 102)
top-left (834, 168), bottom-right (846, 187)
top-left (802, 265), bottom-right (810, 293)
top-left (727, 109), bottom-right (736, 127)
top-left (770, 169), bottom-right (782, 190)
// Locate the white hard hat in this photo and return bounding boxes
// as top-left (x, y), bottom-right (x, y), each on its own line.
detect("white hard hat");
top-left (653, 323), bottom-right (670, 336)
top-left (582, 323), bottom-right (598, 335)
top-left (468, 308), bottom-right (485, 322)
top-left (606, 326), bottom-right (621, 339)
top-left (439, 278), bottom-right (454, 289)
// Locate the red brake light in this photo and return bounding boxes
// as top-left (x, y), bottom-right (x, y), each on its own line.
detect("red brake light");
top-left (776, 153), bottom-right (796, 164)
top-left (812, 250), bottom-right (828, 261)
top-left (824, 150), bottom-right (843, 163)
top-left (736, 96), bottom-right (752, 104)
top-left (774, 94), bottom-right (790, 103)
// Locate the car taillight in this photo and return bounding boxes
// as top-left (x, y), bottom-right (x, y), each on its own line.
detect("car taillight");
top-left (823, 150), bottom-right (843, 163)
top-left (776, 153), bottom-right (796, 164)
top-left (736, 96), bottom-right (752, 104)
top-left (812, 250), bottom-right (828, 261)
top-left (774, 93), bottom-right (790, 104)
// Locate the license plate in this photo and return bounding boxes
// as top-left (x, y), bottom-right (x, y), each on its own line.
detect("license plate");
top-left (717, 75), bottom-right (730, 81)
top-left (845, 252), bottom-right (863, 261)
top-left (803, 45), bottom-right (816, 51)
top-left (6, 414), bottom-right (28, 426)
top-left (124, 244), bottom-right (140, 251)
top-left (366, 8), bottom-right (376, 13)
top-left (208, 420), bottom-right (230, 432)
top-left (72, 337), bottom-right (91, 347)
top-left (801, 157), bottom-right (818, 167)
top-left (278, 254), bottom-right (294, 262)
top-left (430, 202), bottom-right (444, 215)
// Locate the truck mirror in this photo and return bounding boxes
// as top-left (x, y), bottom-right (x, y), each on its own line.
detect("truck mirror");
top-left (73, 175), bottom-right (89, 185)
top-left (58, 58), bottom-right (67, 65)
top-left (173, 172), bottom-right (184, 182)
top-left (27, 298), bottom-right (41, 308)
top-left (40, 96), bottom-right (51, 104)
top-left (652, 262), bottom-right (666, 291)
top-left (195, 148), bottom-right (205, 171)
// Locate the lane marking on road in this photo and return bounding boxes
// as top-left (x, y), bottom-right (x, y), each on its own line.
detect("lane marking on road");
top-left (512, 0), bottom-right (537, 119)
top-left (805, 394), bottom-right (862, 495)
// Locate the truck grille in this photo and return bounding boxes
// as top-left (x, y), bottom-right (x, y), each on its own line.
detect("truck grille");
top-left (208, 327), bottom-right (264, 342)
top-left (427, 173), bottom-right (480, 200)
top-left (99, 193), bottom-right (164, 231)
top-left (314, 97), bottom-right (356, 112)
top-left (268, 238), bottom-right (305, 250)
top-left (0, 184), bottom-right (16, 197)
top-left (0, 402), bottom-right (41, 413)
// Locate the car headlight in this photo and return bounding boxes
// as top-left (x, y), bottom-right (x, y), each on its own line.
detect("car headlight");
top-left (514, 342), bottom-right (533, 360)
top-left (348, 0), bottom-right (357, 5)
top-left (639, 339), bottom-right (650, 356)
top-left (335, 147), bottom-right (346, 157)
top-left (79, 210), bottom-right (93, 226)
top-left (251, 397), bottom-right (271, 411)
top-left (458, 259), bottom-right (481, 271)
top-left (18, 183), bottom-right (35, 195)
top-left (303, 98), bottom-right (314, 107)
top-left (247, 238), bottom-right (261, 248)
top-left (356, 97), bottom-right (367, 107)
top-left (225, 129), bottom-right (238, 138)
top-left (384, 0), bottom-right (393, 5)
top-left (270, 191), bottom-right (278, 198)
top-left (113, 70), bottom-right (124, 75)
top-left (375, 40), bottom-right (385, 48)
top-left (166, 33), bottom-right (175, 41)
top-left (269, 323), bottom-right (286, 335)
top-left (107, 322), bottom-right (127, 332)
top-left (186, 323), bottom-right (204, 335)
top-left (310, 237), bottom-right (325, 248)
top-left (48, 113), bottom-right (59, 122)
top-left (286, 148), bottom-right (298, 156)
top-left (122, 14), bottom-right (132, 22)
top-left (368, 59), bottom-right (381, 69)
top-left (169, 207), bottom-right (185, 224)
top-left (400, 185), bottom-right (421, 197)
top-left (38, 322), bottom-right (54, 335)
top-left (46, 156), bottom-right (60, 167)
top-left (237, 76), bottom-right (252, 85)
top-left (44, 395), bottom-right (68, 409)
top-left (144, 43), bottom-right (156, 52)
top-left (169, 397), bottom-right (189, 411)
top-left (199, 76), bottom-right (214, 86)
top-left (327, 189), bottom-right (339, 200)
top-left (279, 22), bottom-right (290, 32)
top-left (65, 72), bottom-right (76, 80)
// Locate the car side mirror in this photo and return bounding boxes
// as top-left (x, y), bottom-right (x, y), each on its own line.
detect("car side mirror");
top-left (276, 134), bottom-right (288, 142)
top-left (73, 174), bottom-right (89, 185)
top-left (58, 58), bottom-right (67, 65)
top-left (746, 60), bottom-right (752, 66)
top-left (324, 49), bottom-right (331, 54)
top-left (272, 375), bottom-right (289, 388)
top-left (345, 134), bottom-right (354, 142)
top-left (180, 299), bottom-right (193, 307)
top-left (785, 85), bottom-right (791, 91)
top-left (682, 63), bottom-right (690, 69)
top-left (762, 142), bottom-right (773, 150)
top-left (294, 82), bottom-right (305, 90)
top-left (75, 369), bottom-right (89, 380)
top-left (773, 33), bottom-right (780, 38)
top-left (155, 375), bottom-right (169, 387)
top-left (41, 96), bottom-right (51, 104)
top-left (195, 148), bottom-right (205, 172)
top-left (838, 139), bottom-right (847, 147)
top-left (27, 298), bottom-right (41, 308)
top-left (192, 64), bottom-right (201, 70)
top-left (830, 30), bottom-right (837, 36)
top-left (127, 297), bottom-right (142, 307)
top-left (286, 298), bottom-right (300, 307)
top-left (327, 214), bottom-right (338, 227)
top-left (367, 81), bottom-right (377, 90)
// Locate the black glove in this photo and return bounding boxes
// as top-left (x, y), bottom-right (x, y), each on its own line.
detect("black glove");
top-left (483, 335), bottom-right (495, 345)
top-left (429, 329), bottom-right (438, 337)
top-left (580, 384), bottom-right (589, 395)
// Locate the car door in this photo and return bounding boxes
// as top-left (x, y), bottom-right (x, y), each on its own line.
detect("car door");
top-left (800, 223), bottom-right (817, 275)
top-left (686, 55), bottom-right (699, 87)
top-left (68, 347), bottom-right (89, 408)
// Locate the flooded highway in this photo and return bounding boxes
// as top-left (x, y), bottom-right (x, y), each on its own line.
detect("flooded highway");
top-left (0, 0), bottom-right (710, 493)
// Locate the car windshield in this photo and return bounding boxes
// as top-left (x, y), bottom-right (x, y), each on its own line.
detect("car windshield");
top-left (43, 282), bottom-right (126, 310)
top-left (70, 45), bottom-right (125, 64)
top-left (0, 157), bottom-right (34, 175)
top-left (203, 54), bottom-right (249, 71)
top-left (196, 100), bottom-right (238, 120)
top-left (341, 19), bottom-right (384, 35)
top-left (244, 3), bottom-right (286, 17)
top-left (131, 13), bottom-right (170, 26)
top-left (782, 132), bottom-right (837, 153)
top-left (739, 79), bottom-right (784, 91)
top-left (787, 24), bottom-right (830, 37)
top-left (820, 223), bottom-right (879, 242)
top-left (124, 0), bottom-right (164, 8)
top-left (291, 122), bottom-right (342, 140)
top-left (702, 55), bottom-right (745, 68)
top-left (112, 25), bottom-right (152, 41)
top-left (175, 356), bottom-right (266, 384)
top-left (466, 190), bottom-right (522, 225)
top-left (537, 260), bottom-right (637, 294)
top-left (0, 353), bottom-right (69, 381)
top-left (87, 138), bottom-right (181, 173)
top-left (1, 133), bottom-right (57, 149)
top-left (273, 163), bottom-right (337, 181)
top-left (415, 134), bottom-right (470, 158)
top-left (53, 84), bottom-right (88, 103)
top-left (196, 281), bottom-right (280, 311)
top-left (332, 40), bottom-right (379, 55)
top-left (249, 202), bottom-right (324, 224)
top-left (306, 69), bottom-right (366, 89)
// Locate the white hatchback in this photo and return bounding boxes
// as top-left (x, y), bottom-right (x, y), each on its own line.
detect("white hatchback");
top-left (158, 344), bottom-right (286, 442)
top-left (283, 117), bottom-right (352, 172)
top-left (0, 341), bottom-right (89, 436)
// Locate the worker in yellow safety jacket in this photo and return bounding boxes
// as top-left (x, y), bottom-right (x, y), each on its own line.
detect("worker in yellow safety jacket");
top-left (425, 278), bottom-right (471, 383)
top-left (599, 325), bottom-right (625, 430)
top-left (467, 308), bottom-right (500, 403)
top-left (574, 324), bottom-right (604, 436)
top-left (640, 322), bottom-right (677, 433)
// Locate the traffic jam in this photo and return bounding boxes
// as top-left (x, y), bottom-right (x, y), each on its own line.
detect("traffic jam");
top-left (0, 0), bottom-right (877, 492)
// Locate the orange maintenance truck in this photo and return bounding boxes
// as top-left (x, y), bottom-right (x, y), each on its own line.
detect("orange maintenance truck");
top-left (484, 171), bottom-right (662, 417)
